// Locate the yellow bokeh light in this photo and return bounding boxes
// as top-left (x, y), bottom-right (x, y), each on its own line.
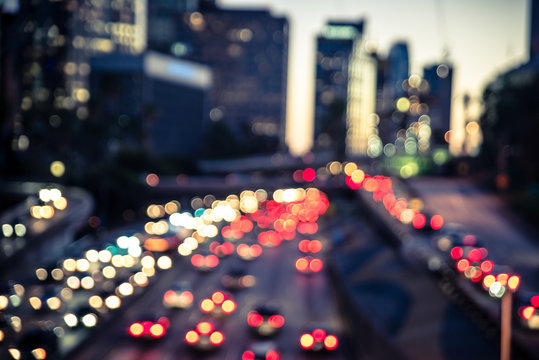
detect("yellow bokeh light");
top-left (343, 162), bottom-right (357, 176)
top-left (396, 97), bottom-right (411, 112)
top-left (50, 161), bottom-right (65, 177)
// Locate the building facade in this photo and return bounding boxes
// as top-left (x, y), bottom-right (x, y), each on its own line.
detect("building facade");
top-left (148, 3), bottom-right (289, 155)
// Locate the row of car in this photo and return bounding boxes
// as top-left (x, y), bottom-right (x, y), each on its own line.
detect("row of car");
top-left (339, 161), bottom-right (539, 331)
top-left (126, 188), bottom-right (339, 358)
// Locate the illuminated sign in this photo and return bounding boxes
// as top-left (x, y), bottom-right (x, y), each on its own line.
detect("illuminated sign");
top-left (144, 52), bottom-right (212, 89)
top-left (322, 25), bottom-right (359, 39)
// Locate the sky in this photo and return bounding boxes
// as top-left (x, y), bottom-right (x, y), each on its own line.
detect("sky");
top-left (218, 0), bottom-right (530, 155)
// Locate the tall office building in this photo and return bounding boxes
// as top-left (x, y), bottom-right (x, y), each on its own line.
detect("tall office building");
top-left (377, 41), bottom-right (410, 146)
top-left (313, 21), bottom-right (360, 154)
top-left (384, 41), bottom-right (409, 106)
top-left (313, 20), bottom-right (377, 157)
top-left (422, 63), bottom-right (453, 146)
top-left (0, 0), bottom-right (148, 176)
top-left (148, 2), bottom-right (289, 155)
top-left (90, 52), bottom-right (212, 157)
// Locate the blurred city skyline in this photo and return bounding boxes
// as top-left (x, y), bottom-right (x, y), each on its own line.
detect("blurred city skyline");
top-left (219, 0), bottom-right (529, 155)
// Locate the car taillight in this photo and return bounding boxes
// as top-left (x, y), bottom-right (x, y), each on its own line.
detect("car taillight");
top-left (309, 259), bottom-right (323, 272)
top-left (191, 254), bottom-right (204, 267)
top-left (163, 290), bottom-right (176, 303)
top-left (300, 333), bottom-right (314, 349)
top-left (295, 258), bottom-right (308, 272)
top-left (129, 322), bottom-right (143, 337)
top-left (150, 323), bottom-right (165, 338)
top-left (196, 321), bottom-right (214, 335)
top-left (201, 299), bottom-right (216, 313)
top-left (251, 244), bottom-right (262, 257)
top-left (185, 330), bottom-right (199, 344)
top-left (324, 334), bottom-right (338, 350)
top-left (31, 347), bottom-right (47, 360)
top-left (299, 240), bottom-right (310, 252)
top-left (206, 255), bottom-right (219, 268)
top-left (247, 312), bottom-right (263, 327)
top-left (266, 350), bottom-right (279, 360)
top-left (209, 331), bottom-right (224, 345)
top-left (312, 328), bottom-right (326, 342)
top-left (242, 350), bottom-right (255, 360)
top-left (268, 315), bottom-right (285, 328)
top-left (212, 291), bottom-right (225, 305)
top-left (180, 291), bottom-right (194, 304)
top-left (520, 306), bottom-right (535, 320)
top-left (222, 299), bottom-right (236, 314)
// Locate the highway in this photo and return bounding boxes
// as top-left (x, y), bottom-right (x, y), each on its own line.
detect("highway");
top-left (2, 174), bottom-right (539, 359)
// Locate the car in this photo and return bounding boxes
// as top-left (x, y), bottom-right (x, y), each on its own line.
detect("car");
top-left (63, 306), bottom-right (99, 329)
top-left (200, 291), bottom-right (236, 317)
top-left (299, 326), bottom-right (339, 352)
top-left (0, 282), bottom-right (24, 311)
top-left (127, 314), bottom-right (170, 340)
top-left (295, 256), bottom-right (323, 274)
top-left (236, 243), bottom-right (263, 261)
top-left (298, 239), bottom-right (322, 254)
top-left (191, 252), bottom-right (219, 272)
top-left (163, 281), bottom-right (194, 309)
top-left (5, 326), bottom-right (58, 359)
top-left (242, 340), bottom-right (280, 360)
top-left (247, 305), bottom-right (285, 336)
top-left (0, 312), bottom-right (20, 346)
top-left (27, 285), bottom-right (63, 312)
top-left (184, 319), bottom-right (225, 351)
top-left (221, 267), bottom-right (256, 291)
top-left (209, 240), bottom-right (235, 258)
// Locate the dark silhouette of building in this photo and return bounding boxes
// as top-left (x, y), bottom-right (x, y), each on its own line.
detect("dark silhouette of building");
top-left (90, 52), bottom-right (211, 157)
top-left (423, 63), bottom-right (453, 147)
top-left (148, 2), bottom-right (289, 155)
top-left (377, 41), bottom-right (410, 146)
top-left (0, 0), bottom-right (148, 177)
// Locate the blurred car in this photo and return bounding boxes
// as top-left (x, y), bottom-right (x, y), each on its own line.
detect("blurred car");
top-left (0, 282), bottom-right (25, 311)
top-left (63, 306), bottom-right (99, 329)
top-left (200, 291), bottom-right (236, 317)
top-left (242, 340), bottom-right (280, 360)
top-left (184, 320), bottom-right (225, 351)
top-left (0, 312), bottom-right (20, 345)
top-left (295, 256), bottom-right (323, 274)
top-left (163, 281), bottom-right (194, 309)
top-left (516, 290), bottom-right (539, 330)
top-left (190, 252), bottom-right (219, 272)
top-left (5, 326), bottom-right (58, 360)
top-left (299, 326), bottom-right (338, 352)
top-left (27, 285), bottom-right (63, 312)
top-left (236, 243), bottom-right (263, 261)
top-left (221, 267), bottom-right (256, 291)
top-left (127, 314), bottom-right (170, 340)
top-left (298, 239), bottom-right (322, 254)
top-left (209, 240), bottom-right (235, 258)
top-left (247, 305), bottom-right (285, 336)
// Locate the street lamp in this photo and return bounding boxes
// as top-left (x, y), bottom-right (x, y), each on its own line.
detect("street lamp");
top-left (484, 273), bottom-right (520, 360)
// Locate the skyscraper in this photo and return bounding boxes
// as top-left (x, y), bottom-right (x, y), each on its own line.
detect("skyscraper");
top-left (313, 20), bottom-right (377, 158)
top-left (384, 42), bottom-right (409, 106)
top-left (0, 0), bottom-right (148, 176)
top-left (148, 2), bottom-right (289, 155)
top-left (377, 41), bottom-right (410, 146)
top-left (422, 63), bottom-right (453, 147)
